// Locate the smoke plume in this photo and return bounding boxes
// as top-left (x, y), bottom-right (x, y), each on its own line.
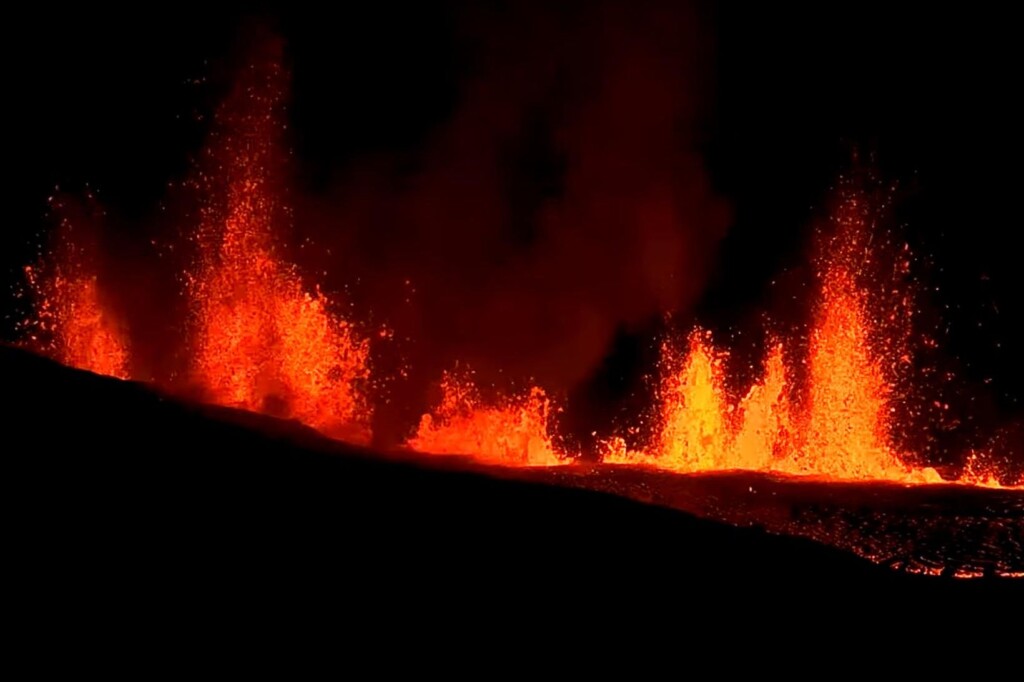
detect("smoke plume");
top-left (301, 1), bottom-right (729, 406)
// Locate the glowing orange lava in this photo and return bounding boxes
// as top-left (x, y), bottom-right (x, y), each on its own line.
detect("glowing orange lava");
top-left (797, 265), bottom-right (911, 479)
top-left (656, 331), bottom-right (730, 470)
top-left (607, 187), bottom-right (947, 483)
top-left (733, 342), bottom-right (790, 471)
top-left (960, 452), bottom-right (1005, 488)
top-left (11, 43), bottom-right (1018, 488)
top-left (21, 206), bottom-right (129, 380)
top-left (186, 45), bottom-right (370, 441)
top-left (408, 371), bottom-right (562, 466)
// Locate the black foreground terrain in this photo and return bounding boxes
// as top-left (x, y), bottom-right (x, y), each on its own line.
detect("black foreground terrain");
top-left (5, 345), bottom-right (1021, 646)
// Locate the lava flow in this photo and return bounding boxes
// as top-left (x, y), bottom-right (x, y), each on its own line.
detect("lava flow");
top-left (21, 197), bottom-right (129, 380)
top-left (408, 370), bottom-right (561, 466)
top-left (185, 43), bottom-right (371, 441)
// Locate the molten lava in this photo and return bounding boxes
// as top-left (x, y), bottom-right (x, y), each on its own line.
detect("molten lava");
top-left (186, 44), bottom-right (370, 441)
top-left (960, 451), bottom-right (1005, 488)
top-left (797, 192), bottom-right (921, 479)
top-left (607, 186), bottom-right (945, 483)
top-left (656, 331), bottom-right (731, 470)
top-left (21, 202), bottom-right (129, 380)
top-left (12, 43), bottom-right (1019, 488)
top-left (733, 342), bottom-right (790, 471)
top-left (408, 371), bottom-right (561, 466)
top-left (24, 269), bottom-right (129, 381)
top-left (799, 265), bottom-right (908, 478)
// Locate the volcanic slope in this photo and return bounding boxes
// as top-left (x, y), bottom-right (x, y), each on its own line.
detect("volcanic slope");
top-left (4, 344), bottom-right (1019, 639)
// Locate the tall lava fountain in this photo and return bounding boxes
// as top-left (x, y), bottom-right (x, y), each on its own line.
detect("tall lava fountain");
top-left (184, 39), bottom-right (370, 441)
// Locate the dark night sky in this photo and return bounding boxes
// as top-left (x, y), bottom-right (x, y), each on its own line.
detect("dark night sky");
top-left (3, 2), bottom-right (1022, 449)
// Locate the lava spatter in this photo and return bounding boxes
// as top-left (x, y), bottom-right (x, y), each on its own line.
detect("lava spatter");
top-left (185, 40), bottom-right (371, 441)
top-left (408, 369), bottom-right (561, 466)
top-left (21, 196), bottom-right (129, 380)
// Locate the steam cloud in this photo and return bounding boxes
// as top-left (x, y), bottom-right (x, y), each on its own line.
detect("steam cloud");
top-left (303, 1), bottom-right (729, 402)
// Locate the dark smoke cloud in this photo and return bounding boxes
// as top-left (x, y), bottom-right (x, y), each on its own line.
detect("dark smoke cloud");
top-left (303, 0), bottom-right (730, 400)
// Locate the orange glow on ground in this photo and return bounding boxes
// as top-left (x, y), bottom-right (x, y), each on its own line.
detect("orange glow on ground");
top-left (408, 371), bottom-right (562, 466)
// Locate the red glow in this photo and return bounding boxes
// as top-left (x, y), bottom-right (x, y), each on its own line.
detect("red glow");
top-left (606, 186), bottom-right (950, 484)
top-left (408, 370), bottom-right (561, 466)
top-left (185, 43), bottom-right (371, 441)
top-left (15, 50), bottom-right (1019, 490)
top-left (22, 202), bottom-right (129, 380)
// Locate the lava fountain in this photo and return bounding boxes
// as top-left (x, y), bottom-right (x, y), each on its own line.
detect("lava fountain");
top-left (20, 196), bottom-right (129, 380)
top-left (185, 41), bottom-right (371, 441)
top-left (606, 182), bottom-right (946, 484)
top-left (796, 190), bottom-right (921, 479)
top-left (732, 342), bottom-right (790, 471)
top-left (408, 369), bottom-right (561, 466)
top-left (654, 331), bottom-right (731, 471)
top-left (799, 260), bottom-right (905, 478)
